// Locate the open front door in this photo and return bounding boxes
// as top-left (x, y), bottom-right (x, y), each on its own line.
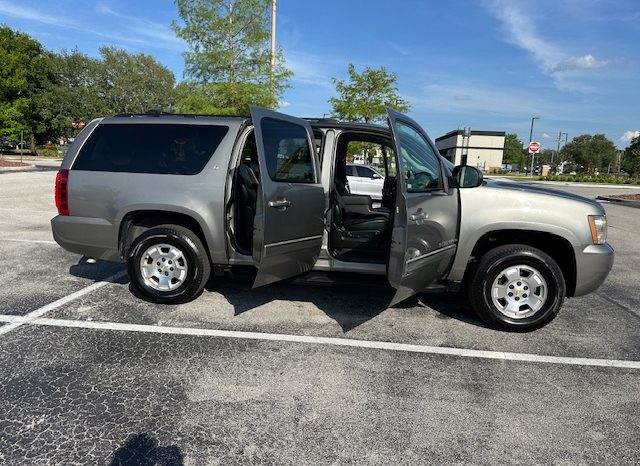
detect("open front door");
top-left (249, 106), bottom-right (325, 288)
top-left (386, 108), bottom-right (459, 305)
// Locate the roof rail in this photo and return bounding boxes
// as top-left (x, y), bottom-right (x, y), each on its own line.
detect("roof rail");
top-left (113, 110), bottom-right (250, 118)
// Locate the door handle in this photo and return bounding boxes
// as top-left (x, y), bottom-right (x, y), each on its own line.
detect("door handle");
top-left (410, 210), bottom-right (427, 223)
top-left (268, 199), bottom-right (292, 210)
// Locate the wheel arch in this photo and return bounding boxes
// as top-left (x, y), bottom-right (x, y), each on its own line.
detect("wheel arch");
top-left (463, 229), bottom-right (577, 297)
top-left (118, 210), bottom-right (212, 264)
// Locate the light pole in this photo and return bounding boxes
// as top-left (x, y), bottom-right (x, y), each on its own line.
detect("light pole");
top-left (270, 0), bottom-right (276, 102)
top-left (528, 117), bottom-right (539, 175)
top-left (552, 131), bottom-right (567, 168)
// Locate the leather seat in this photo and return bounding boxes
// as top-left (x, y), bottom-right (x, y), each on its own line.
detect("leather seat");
top-left (333, 177), bottom-right (390, 233)
top-left (342, 216), bottom-right (388, 231)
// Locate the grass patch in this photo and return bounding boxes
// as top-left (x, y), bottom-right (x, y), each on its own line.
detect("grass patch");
top-left (540, 174), bottom-right (640, 185)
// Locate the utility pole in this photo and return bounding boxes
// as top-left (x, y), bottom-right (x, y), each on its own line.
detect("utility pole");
top-left (528, 116), bottom-right (539, 176)
top-left (270, 0), bottom-right (276, 102)
top-left (553, 131), bottom-right (561, 167)
top-left (461, 127), bottom-right (471, 166)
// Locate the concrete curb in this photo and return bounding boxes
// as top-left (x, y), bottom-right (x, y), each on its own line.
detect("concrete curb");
top-left (596, 196), bottom-right (640, 209)
top-left (533, 181), bottom-right (640, 190)
top-left (0, 164), bottom-right (36, 172)
top-left (1, 156), bottom-right (64, 162)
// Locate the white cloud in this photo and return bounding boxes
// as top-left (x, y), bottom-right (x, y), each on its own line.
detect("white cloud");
top-left (0, 1), bottom-right (76, 28)
top-left (96, 5), bottom-right (184, 49)
top-left (484, 0), bottom-right (621, 88)
top-left (551, 54), bottom-right (616, 73)
top-left (0, 1), bottom-right (184, 52)
top-left (285, 53), bottom-right (336, 90)
top-left (620, 130), bottom-right (640, 142)
top-left (484, 0), bottom-right (562, 73)
top-left (542, 133), bottom-right (552, 139)
top-left (402, 75), bottom-right (608, 126)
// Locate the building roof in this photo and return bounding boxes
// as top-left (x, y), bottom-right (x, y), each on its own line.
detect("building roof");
top-left (435, 129), bottom-right (506, 142)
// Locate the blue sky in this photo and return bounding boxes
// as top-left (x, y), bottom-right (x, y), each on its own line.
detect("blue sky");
top-left (1, 0), bottom-right (638, 148)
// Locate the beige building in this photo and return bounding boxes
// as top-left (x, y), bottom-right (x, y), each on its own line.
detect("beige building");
top-left (435, 130), bottom-right (505, 172)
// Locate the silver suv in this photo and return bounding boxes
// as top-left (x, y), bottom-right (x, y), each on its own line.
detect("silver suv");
top-left (51, 106), bottom-right (614, 330)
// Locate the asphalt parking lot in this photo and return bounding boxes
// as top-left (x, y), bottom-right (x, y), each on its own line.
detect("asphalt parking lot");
top-left (1, 167), bottom-right (639, 465)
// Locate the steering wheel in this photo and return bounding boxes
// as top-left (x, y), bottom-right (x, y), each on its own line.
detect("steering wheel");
top-left (406, 171), bottom-right (434, 189)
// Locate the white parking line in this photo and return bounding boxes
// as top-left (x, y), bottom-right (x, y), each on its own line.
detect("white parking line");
top-left (3, 238), bottom-right (58, 245)
top-left (0, 271), bottom-right (127, 336)
top-left (1, 313), bottom-right (639, 369)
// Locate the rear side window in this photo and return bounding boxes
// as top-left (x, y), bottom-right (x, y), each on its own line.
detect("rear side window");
top-left (260, 118), bottom-right (315, 183)
top-left (357, 166), bottom-right (379, 178)
top-left (73, 123), bottom-right (228, 175)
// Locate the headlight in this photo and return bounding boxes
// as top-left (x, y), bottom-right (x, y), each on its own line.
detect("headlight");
top-left (588, 215), bottom-right (607, 245)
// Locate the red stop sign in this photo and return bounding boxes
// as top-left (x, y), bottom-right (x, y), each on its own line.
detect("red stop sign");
top-left (528, 141), bottom-right (540, 154)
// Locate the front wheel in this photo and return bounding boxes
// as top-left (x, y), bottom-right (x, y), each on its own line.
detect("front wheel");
top-left (127, 225), bottom-right (211, 304)
top-left (468, 245), bottom-right (565, 330)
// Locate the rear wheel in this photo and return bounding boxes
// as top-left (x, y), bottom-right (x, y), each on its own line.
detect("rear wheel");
top-left (468, 245), bottom-right (565, 330)
top-left (127, 225), bottom-right (211, 304)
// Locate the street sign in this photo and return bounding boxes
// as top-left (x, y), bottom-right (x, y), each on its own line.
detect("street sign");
top-left (528, 141), bottom-right (540, 154)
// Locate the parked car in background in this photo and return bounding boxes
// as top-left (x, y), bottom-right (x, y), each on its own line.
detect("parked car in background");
top-left (346, 163), bottom-right (385, 199)
top-left (0, 138), bottom-right (14, 152)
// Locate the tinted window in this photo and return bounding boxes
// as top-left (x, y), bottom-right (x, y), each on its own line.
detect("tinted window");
top-left (395, 121), bottom-right (442, 192)
top-left (261, 118), bottom-right (315, 183)
top-left (357, 166), bottom-right (380, 178)
top-left (73, 123), bottom-right (228, 175)
top-left (345, 165), bottom-right (354, 176)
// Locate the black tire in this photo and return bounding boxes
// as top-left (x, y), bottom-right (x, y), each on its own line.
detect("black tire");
top-left (468, 244), bottom-right (565, 330)
top-left (127, 225), bottom-right (211, 304)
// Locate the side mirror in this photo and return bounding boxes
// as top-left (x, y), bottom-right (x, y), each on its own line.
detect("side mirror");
top-left (451, 165), bottom-right (483, 188)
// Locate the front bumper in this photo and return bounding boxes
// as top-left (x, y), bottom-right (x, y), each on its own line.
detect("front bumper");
top-left (573, 242), bottom-right (614, 297)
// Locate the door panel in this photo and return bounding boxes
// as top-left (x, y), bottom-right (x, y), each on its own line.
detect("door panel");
top-left (386, 108), bottom-right (459, 305)
top-left (250, 106), bottom-right (325, 287)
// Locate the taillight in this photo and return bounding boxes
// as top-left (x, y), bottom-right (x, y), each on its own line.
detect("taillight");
top-left (55, 169), bottom-right (70, 216)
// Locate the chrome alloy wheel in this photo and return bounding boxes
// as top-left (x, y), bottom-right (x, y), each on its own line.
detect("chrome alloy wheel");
top-left (491, 264), bottom-right (548, 319)
top-left (139, 243), bottom-right (188, 291)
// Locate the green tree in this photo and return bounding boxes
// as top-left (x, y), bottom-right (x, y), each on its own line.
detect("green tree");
top-left (98, 46), bottom-right (176, 114)
top-left (34, 48), bottom-right (107, 140)
top-left (622, 135), bottom-right (640, 176)
top-left (560, 134), bottom-right (616, 174)
top-left (502, 133), bottom-right (525, 169)
top-left (0, 26), bottom-right (55, 148)
top-left (172, 0), bottom-right (291, 112)
top-left (173, 81), bottom-right (272, 115)
top-left (329, 64), bottom-right (410, 123)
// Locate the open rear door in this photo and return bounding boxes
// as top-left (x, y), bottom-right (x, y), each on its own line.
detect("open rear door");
top-left (249, 106), bottom-right (325, 288)
top-left (386, 108), bottom-right (459, 305)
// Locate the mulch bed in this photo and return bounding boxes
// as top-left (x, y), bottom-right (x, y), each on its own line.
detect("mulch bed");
top-left (0, 160), bottom-right (31, 168)
top-left (608, 194), bottom-right (640, 201)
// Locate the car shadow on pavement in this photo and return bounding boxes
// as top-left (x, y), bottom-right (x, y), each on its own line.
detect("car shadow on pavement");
top-left (414, 293), bottom-right (489, 328)
top-left (69, 257), bottom-right (128, 283)
top-left (109, 432), bottom-right (184, 466)
top-left (206, 271), bottom-right (488, 332)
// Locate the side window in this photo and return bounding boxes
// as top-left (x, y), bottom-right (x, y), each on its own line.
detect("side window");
top-left (345, 165), bottom-right (354, 176)
top-left (395, 121), bottom-right (442, 192)
top-left (261, 118), bottom-right (315, 183)
top-left (357, 166), bottom-right (381, 178)
top-left (73, 123), bottom-right (228, 175)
